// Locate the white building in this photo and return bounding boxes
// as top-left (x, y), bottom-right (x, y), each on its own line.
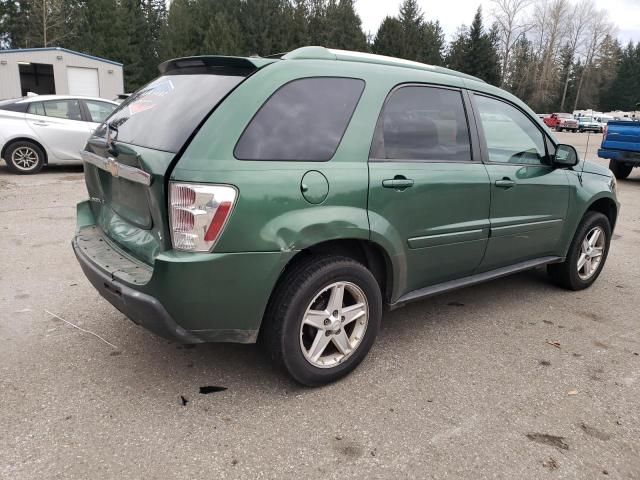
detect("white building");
top-left (0, 47), bottom-right (124, 101)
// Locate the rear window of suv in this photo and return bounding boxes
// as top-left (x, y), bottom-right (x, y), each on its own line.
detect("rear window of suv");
top-left (95, 74), bottom-right (246, 153)
top-left (234, 77), bottom-right (365, 161)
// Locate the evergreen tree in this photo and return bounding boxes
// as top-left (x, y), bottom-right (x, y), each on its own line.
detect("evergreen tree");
top-left (63, 0), bottom-right (128, 63)
top-left (323, 0), bottom-right (367, 51)
top-left (240, 0), bottom-right (291, 56)
top-left (465, 8), bottom-right (500, 84)
top-left (445, 7), bottom-right (501, 86)
top-left (204, 11), bottom-right (243, 55)
top-left (506, 35), bottom-right (536, 101)
top-left (445, 26), bottom-right (469, 73)
top-left (161, 0), bottom-right (206, 59)
top-left (0, 0), bottom-right (19, 48)
top-left (397, 0), bottom-right (424, 60)
top-left (422, 20), bottom-right (445, 65)
top-left (372, 0), bottom-right (443, 65)
top-left (600, 41), bottom-right (640, 111)
top-left (372, 16), bottom-right (404, 58)
top-left (289, 0), bottom-right (310, 49)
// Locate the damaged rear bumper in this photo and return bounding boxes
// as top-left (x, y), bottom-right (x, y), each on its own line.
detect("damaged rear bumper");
top-left (73, 235), bottom-right (207, 343)
top-left (72, 202), bottom-right (293, 344)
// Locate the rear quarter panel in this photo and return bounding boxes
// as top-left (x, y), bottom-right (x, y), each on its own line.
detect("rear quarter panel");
top-left (0, 110), bottom-right (49, 159)
top-left (172, 60), bottom-right (374, 254)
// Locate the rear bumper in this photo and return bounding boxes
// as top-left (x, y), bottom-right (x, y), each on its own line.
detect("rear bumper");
top-left (73, 201), bottom-right (293, 343)
top-left (598, 148), bottom-right (640, 164)
top-left (73, 238), bottom-right (205, 343)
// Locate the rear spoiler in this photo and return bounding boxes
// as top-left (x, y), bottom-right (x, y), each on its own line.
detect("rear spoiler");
top-left (158, 56), bottom-right (277, 75)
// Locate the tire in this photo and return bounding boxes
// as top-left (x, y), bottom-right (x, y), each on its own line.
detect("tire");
top-left (262, 256), bottom-right (382, 386)
top-left (609, 160), bottom-right (633, 180)
top-left (547, 211), bottom-right (611, 290)
top-left (4, 141), bottom-right (45, 174)
top-left (556, 127), bottom-right (563, 132)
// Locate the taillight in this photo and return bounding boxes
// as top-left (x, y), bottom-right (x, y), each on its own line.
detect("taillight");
top-left (603, 125), bottom-right (608, 138)
top-left (169, 182), bottom-right (237, 252)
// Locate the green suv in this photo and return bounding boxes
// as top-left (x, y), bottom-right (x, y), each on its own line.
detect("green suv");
top-left (73, 47), bottom-right (619, 386)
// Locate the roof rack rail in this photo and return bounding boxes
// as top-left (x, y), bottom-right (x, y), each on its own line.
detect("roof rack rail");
top-left (282, 46), bottom-right (483, 83)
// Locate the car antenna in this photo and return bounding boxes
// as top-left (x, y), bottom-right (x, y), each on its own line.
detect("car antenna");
top-left (580, 130), bottom-right (592, 183)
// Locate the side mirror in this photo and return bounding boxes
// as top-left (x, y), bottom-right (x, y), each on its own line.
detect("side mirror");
top-left (553, 144), bottom-right (579, 168)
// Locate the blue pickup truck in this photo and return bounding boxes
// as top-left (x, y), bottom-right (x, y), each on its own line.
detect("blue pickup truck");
top-left (598, 120), bottom-right (640, 179)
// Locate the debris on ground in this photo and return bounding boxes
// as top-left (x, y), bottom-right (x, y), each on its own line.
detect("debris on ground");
top-left (526, 433), bottom-right (569, 450)
top-left (45, 309), bottom-right (118, 349)
top-left (447, 301), bottom-right (465, 307)
top-left (199, 386), bottom-right (227, 394)
top-left (546, 340), bottom-right (561, 348)
top-left (180, 396), bottom-right (189, 406)
top-left (580, 422), bottom-right (611, 441)
top-left (568, 390), bottom-right (578, 395)
top-left (542, 457), bottom-right (559, 470)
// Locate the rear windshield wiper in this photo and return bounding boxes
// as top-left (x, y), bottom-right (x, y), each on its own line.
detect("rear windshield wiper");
top-left (105, 121), bottom-right (119, 157)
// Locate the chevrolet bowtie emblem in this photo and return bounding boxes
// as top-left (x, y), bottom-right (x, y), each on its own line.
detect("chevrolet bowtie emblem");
top-left (105, 157), bottom-right (119, 177)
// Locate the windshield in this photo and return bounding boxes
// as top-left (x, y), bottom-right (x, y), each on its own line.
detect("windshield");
top-left (95, 74), bottom-right (245, 153)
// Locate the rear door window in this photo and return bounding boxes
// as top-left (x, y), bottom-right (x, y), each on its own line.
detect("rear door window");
top-left (96, 74), bottom-right (246, 153)
top-left (370, 86), bottom-right (472, 161)
top-left (84, 100), bottom-right (116, 123)
top-left (234, 77), bottom-right (365, 161)
top-left (28, 102), bottom-right (46, 116)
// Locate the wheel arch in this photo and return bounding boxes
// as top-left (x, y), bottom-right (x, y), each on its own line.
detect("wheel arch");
top-left (586, 196), bottom-right (618, 230)
top-left (273, 238), bottom-right (395, 305)
top-left (2, 137), bottom-right (49, 165)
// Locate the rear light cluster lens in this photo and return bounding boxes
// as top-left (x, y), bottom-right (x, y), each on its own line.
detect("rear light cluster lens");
top-left (169, 182), bottom-right (237, 252)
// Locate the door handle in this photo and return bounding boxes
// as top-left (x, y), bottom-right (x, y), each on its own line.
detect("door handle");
top-left (382, 176), bottom-right (414, 190)
top-left (495, 178), bottom-right (515, 188)
top-left (33, 121), bottom-right (50, 126)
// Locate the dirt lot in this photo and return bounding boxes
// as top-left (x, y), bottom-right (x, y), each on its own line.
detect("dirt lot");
top-left (1, 132), bottom-right (639, 479)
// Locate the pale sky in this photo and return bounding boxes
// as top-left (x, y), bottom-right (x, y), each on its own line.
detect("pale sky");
top-left (355, 0), bottom-right (640, 44)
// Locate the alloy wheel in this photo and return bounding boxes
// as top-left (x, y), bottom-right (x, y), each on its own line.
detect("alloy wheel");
top-left (11, 147), bottom-right (39, 171)
top-left (299, 281), bottom-right (369, 369)
top-left (577, 226), bottom-right (605, 280)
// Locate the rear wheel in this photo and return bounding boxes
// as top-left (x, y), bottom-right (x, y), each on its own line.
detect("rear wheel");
top-left (547, 212), bottom-right (611, 290)
top-left (609, 160), bottom-right (633, 179)
top-left (262, 256), bottom-right (382, 386)
top-left (4, 141), bottom-right (45, 174)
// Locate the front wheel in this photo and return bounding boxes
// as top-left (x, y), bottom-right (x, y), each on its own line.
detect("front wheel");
top-left (609, 160), bottom-right (633, 179)
top-left (547, 212), bottom-right (611, 290)
top-left (262, 256), bottom-right (382, 386)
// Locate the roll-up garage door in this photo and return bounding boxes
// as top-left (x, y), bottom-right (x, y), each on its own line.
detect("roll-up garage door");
top-left (67, 67), bottom-right (99, 97)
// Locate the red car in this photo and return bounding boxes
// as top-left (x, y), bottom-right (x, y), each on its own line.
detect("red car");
top-left (544, 113), bottom-right (579, 132)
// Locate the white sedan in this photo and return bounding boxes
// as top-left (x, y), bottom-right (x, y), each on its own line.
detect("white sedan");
top-left (0, 95), bottom-right (117, 174)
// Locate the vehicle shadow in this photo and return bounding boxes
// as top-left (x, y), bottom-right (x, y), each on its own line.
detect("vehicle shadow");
top-left (0, 162), bottom-right (83, 177)
top-left (108, 267), bottom-right (557, 399)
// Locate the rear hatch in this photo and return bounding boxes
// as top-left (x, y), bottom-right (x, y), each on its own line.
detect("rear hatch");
top-left (82, 57), bottom-right (269, 264)
top-left (602, 120), bottom-right (640, 153)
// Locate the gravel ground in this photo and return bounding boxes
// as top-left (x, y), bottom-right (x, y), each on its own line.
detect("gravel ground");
top-left (1, 132), bottom-right (639, 479)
